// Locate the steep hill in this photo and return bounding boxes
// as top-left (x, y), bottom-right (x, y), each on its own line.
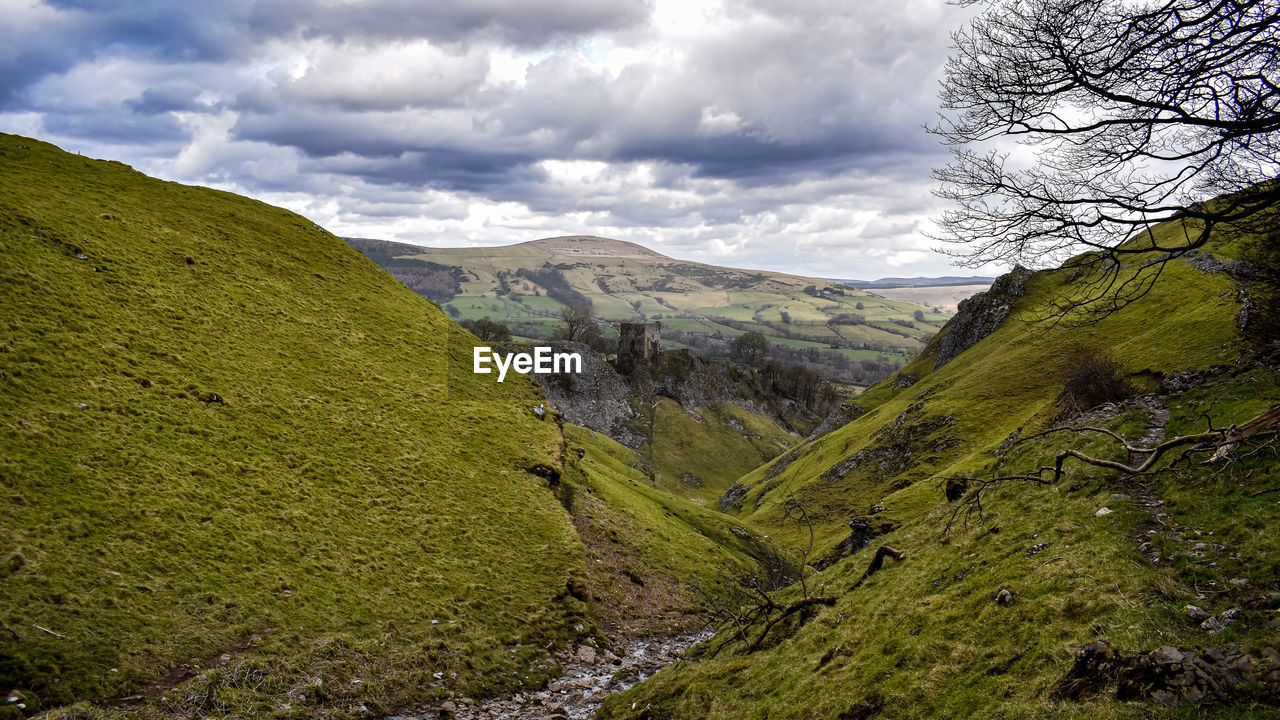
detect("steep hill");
top-left (0, 135), bottom-right (763, 718)
top-left (346, 236), bottom-right (946, 384)
top-left (602, 218), bottom-right (1280, 717)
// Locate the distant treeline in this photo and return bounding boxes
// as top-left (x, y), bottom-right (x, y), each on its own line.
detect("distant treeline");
top-left (515, 264), bottom-right (592, 308)
top-left (662, 329), bottom-right (905, 386)
top-left (705, 315), bottom-right (907, 354)
top-left (345, 238), bottom-right (464, 303)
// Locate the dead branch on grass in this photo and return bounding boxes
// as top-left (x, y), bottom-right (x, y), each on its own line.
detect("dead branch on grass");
top-left (944, 403), bottom-right (1280, 530)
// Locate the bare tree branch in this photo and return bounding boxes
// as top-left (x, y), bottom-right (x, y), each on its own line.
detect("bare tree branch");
top-left (931, 0), bottom-right (1280, 323)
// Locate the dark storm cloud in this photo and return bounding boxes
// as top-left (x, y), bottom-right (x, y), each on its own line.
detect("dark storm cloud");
top-left (41, 107), bottom-right (188, 144)
top-left (124, 83), bottom-right (208, 115)
top-left (3, 0), bottom-right (647, 105)
top-left (250, 0), bottom-right (649, 47)
top-left (0, 0), bottom-right (981, 277)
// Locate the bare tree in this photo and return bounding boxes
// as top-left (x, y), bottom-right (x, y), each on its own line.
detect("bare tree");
top-left (554, 304), bottom-right (599, 344)
top-left (730, 331), bottom-right (770, 367)
top-left (932, 0), bottom-right (1280, 322)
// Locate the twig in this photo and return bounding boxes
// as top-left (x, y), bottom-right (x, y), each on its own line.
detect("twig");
top-left (34, 625), bottom-right (66, 638)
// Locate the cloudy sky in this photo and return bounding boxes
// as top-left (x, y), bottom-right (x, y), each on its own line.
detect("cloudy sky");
top-left (0, 0), bottom-right (995, 279)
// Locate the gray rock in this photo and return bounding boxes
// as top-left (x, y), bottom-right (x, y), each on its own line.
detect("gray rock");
top-left (1202, 609), bottom-right (1239, 635)
top-left (995, 588), bottom-right (1015, 605)
top-left (1095, 507), bottom-right (1113, 517)
top-left (806, 401), bottom-right (865, 442)
top-left (1107, 493), bottom-right (1130, 502)
top-left (530, 403), bottom-right (546, 420)
top-left (575, 645), bottom-right (596, 665)
top-left (529, 341), bottom-right (644, 447)
top-left (1184, 605), bottom-right (1211, 622)
top-left (1153, 646), bottom-right (1185, 664)
top-left (720, 483), bottom-right (749, 512)
top-left (933, 266), bottom-right (1031, 369)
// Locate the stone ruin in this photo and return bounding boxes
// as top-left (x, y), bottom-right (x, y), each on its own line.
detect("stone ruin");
top-left (615, 321), bottom-right (660, 375)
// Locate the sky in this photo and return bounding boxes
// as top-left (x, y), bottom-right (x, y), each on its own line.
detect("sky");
top-left (0, 0), bottom-right (998, 280)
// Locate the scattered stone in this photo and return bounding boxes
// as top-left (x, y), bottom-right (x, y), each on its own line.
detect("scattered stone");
top-left (1184, 605), bottom-right (1211, 622)
top-left (76, 402), bottom-right (88, 410)
top-left (1026, 542), bottom-right (1051, 558)
top-left (679, 473), bottom-right (702, 488)
top-left (1095, 507), bottom-right (1113, 517)
top-left (1056, 640), bottom-right (1280, 707)
top-left (1108, 493), bottom-right (1130, 502)
top-left (995, 588), bottom-right (1015, 605)
top-left (529, 403), bottom-right (546, 420)
top-left (1229, 578), bottom-right (1250, 586)
top-left (725, 417), bottom-right (744, 430)
top-left (576, 645), bottom-right (597, 665)
top-left (440, 700), bottom-right (457, 714)
top-left (1201, 608), bottom-right (1240, 635)
top-left (720, 483), bottom-right (748, 512)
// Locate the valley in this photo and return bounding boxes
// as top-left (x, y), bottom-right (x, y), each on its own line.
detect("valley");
top-left (2, 133), bottom-right (1279, 720)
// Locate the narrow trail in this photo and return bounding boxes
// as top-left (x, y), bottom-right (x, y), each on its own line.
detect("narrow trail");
top-left (1117, 396), bottom-right (1175, 566)
top-left (385, 631), bottom-right (710, 720)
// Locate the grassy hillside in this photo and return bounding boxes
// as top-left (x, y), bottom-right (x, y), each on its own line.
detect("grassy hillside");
top-left (0, 134), bottom-right (593, 717)
top-left (600, 219), bottom-right (1280, 717)
top-left (641, 399), bottom-right (800, 507)
top-left (558, 425), bottom-right (786, 637)
top-left (347, 236), bottom-right (947, 384)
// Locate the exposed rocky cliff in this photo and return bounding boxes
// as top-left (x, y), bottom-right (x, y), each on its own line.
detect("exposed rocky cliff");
top-left (531, 340), bottom-right (647, 448)
top-left (933, 266), bottom-right (1032, 369)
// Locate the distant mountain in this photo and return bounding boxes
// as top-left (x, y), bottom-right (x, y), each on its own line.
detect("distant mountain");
top-left (346, 235), bottom-right (948, 385)
top-left (826, 275), bottom-right (997, 288)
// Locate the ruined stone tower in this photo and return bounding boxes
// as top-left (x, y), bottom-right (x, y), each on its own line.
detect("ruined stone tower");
top-left (615, 321), bottom-right (661, 375)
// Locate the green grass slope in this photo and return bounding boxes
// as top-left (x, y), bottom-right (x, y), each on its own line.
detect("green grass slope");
top-left (558, 425), bottom-right (784, 636)
top-left (0, 134), bottom-right (589, 716)
top-left (641, 399), bottom-right (800, 507)
top-left (600, 220), bottom-right (1280, 718)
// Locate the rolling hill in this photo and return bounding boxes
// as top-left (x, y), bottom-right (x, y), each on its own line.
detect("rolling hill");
top-left (347, 236), bottom-right (950, 385)
top-left (0, 134), bottom-right (771, 718)
top-left (601, 215), bottom-right (1280, 717)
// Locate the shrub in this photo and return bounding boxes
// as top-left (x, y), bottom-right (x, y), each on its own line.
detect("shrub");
top-left (1055, 346), bottom-right (1134, 417)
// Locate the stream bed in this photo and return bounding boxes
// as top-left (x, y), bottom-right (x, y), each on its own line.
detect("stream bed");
top-left (385, 630), bottom-right (711, 720)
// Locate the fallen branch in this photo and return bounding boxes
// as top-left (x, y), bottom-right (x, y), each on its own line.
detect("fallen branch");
top-left (944, 403), bottom-right (1280, 533)
top-left (851, 546), bottom-right (907, 590)
top-left (745, 595), bottom-right (837, 652)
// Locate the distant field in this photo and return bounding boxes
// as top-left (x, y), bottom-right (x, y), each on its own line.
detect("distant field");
top-left (347, 236), bottom-right (947, 383)
top-left (866, 283), bottom-right (990, 312)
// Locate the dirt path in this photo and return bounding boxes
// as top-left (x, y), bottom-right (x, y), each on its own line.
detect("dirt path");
top-left (1118, 396), bottom-right (1175, 565)
top-left (385, 631), bottom-right (710, 720)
